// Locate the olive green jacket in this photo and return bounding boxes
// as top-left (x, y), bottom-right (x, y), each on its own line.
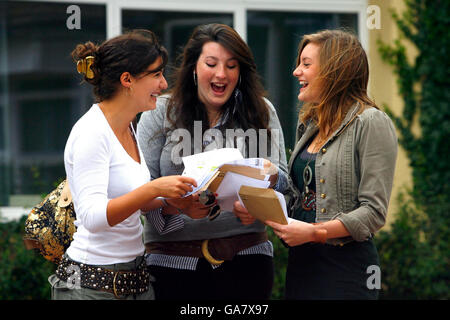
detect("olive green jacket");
top-left (287, 104), bottom-right (398, 245)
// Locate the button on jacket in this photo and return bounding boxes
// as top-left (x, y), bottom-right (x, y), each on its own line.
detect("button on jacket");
top-left (286, 104), bottom-right (398, 245)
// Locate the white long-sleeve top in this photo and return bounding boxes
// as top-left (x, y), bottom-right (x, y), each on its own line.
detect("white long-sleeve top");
top-left (64, 104), bottom-right (150, 265)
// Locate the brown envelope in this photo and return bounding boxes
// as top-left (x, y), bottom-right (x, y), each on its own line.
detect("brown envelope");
top-left (238, 185), bottom-right (288, 225)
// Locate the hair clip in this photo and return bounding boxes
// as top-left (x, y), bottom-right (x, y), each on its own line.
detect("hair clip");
top-left (76, 56), bottom-right (95, 79)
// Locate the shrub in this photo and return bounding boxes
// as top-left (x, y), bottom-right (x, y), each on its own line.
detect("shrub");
top-left (375, 0), bottom-right (449, 299)
top-left (0, 216), bottom-right (55, 300)
top-left (268, 228), bottom-right (288, 299)
top-left (375, 191), bottom-right (449, 299)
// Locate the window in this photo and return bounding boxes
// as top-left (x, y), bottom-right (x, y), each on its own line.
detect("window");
top-left (247, 11), bottom-right (358, 148)
top-left (0, 1), bottom-right (106, 205)
top-left (122, 10), bottom-right (233, 83)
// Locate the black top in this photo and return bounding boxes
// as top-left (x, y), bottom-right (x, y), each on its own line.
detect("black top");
top-left (291, 144), bottom-right (317, 223)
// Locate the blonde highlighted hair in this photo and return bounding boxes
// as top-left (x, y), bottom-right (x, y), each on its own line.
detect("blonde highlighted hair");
top-left (296, 29), bottom-right (377, 138)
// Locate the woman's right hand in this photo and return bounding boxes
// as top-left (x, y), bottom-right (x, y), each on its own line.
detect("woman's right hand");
top-left (150, 175), bottom-right (197, 198)
top-left (233, 200), bottom-right (256, 225)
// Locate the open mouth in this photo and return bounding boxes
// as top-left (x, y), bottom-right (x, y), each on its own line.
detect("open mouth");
top-left (211, 83), bottom-right (226, 93)
top-left (299, 81), bottom-right (309, 89)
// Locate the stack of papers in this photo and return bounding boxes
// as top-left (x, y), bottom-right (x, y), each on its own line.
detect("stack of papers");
top-left (181, 148), bottom-right (268, 195)
top-left (216, 171), bottom-right (269, 211)
top-left (182, 148), bottom-right (245, 194)
top-left (181, 148), bottom-right (289, 222)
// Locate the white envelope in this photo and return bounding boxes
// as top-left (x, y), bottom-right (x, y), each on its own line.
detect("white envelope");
top-left (216, 171), bottom-right (270, 211)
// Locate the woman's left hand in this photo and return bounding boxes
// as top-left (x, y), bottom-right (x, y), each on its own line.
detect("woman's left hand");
top-left (166, 195), bottom-right (195, 210)
top-left (167, 193), bottom-right (213, 219)
top-left (265, 219), bottom-right (315, 246)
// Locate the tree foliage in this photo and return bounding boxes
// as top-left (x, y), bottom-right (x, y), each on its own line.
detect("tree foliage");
top-left (375, 0), bottom-right (449, 299)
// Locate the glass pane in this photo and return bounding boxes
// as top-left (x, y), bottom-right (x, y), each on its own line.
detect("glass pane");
top-left (122, 10), bottom-right (233, 86)
top-left (247, 11), bottom-right (358, 149)
top-left (0, 1), bottom-right (106, 205)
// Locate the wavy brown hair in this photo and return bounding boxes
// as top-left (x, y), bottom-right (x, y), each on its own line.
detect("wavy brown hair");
top-left (296, 29), bottom-right (377, 139)
top-left (167, 23), bottom-right (269, 134)
top-left (71, 29), bottom-right (168, 102)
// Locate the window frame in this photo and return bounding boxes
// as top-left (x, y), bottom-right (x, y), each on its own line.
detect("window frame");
top-left (17, 0), bottom-right (369, 49)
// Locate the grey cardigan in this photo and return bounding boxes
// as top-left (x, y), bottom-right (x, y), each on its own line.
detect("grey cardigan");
top-left (287, 104), bottom-right (398, 245)
top-left (137, 95), bottom-right (288, 243)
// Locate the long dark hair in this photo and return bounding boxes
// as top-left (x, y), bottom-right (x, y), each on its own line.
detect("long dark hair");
top-left (167, 23), bottom-right (270, 135)
top-left (71, 29), bottom-right (168, 102)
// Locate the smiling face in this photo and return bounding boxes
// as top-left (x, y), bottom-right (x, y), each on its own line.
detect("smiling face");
top-left (195, 41), bottom-right (240, 112)
top-left (131, 56), bottom-right (168, 111)
top-left (293, 42), bottom-right (321, 104)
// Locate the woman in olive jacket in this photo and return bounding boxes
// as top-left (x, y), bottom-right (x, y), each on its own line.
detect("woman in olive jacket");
top-left (237, 30), bottom-right (398, 299)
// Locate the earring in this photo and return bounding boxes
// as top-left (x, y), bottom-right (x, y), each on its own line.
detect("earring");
top-left (126, 86), bottom-right (133, 96)
top-left (193, 70), bottom-right (197, 86)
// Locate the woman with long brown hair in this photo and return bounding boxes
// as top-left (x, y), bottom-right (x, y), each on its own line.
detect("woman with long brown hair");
top-left (137, 23), bottom-right (289, 300)
top-left (265, 29), bottom-right (398, 299)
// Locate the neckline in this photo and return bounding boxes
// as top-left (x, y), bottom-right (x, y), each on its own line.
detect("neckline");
top-left (94, 104), bottom-right (142, 165)
top-left (299, 146), bottom-right (317, 161)
top-left (304, 133), bottom-right (319, 155)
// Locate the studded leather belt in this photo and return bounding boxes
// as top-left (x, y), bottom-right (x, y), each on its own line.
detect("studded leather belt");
top-left (55, 256), bottom-right (150, 299)
top-left (146, 232), bottom-right (268, 265)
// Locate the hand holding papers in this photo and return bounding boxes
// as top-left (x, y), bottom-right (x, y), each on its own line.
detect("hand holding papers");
top-left (238, 186), bottom-right (290, 225)
top-left (181, 148), bottom-right (270, 196)
top-left (181, 149), bottom-right (273, 218)
top-left (181, 148), bottom-right (245, 195)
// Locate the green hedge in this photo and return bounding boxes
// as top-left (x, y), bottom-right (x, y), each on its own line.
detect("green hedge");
top-left (0, 216), bottom-right (55, 300)
top-left (374, 191), bottom-right (449, 300)
top-left (268, 228), bottom-right (288, 299)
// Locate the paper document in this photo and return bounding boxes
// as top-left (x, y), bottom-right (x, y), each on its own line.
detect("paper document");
top-left (238, 186), bottom-right (290, 225)
top-left (181, 148), bottom-right (271, 196)
top-left (182, 148), bottom-right (244, 194)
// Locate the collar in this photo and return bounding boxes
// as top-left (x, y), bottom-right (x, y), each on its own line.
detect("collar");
top-left (288, 103), bottom-right (361, 171)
